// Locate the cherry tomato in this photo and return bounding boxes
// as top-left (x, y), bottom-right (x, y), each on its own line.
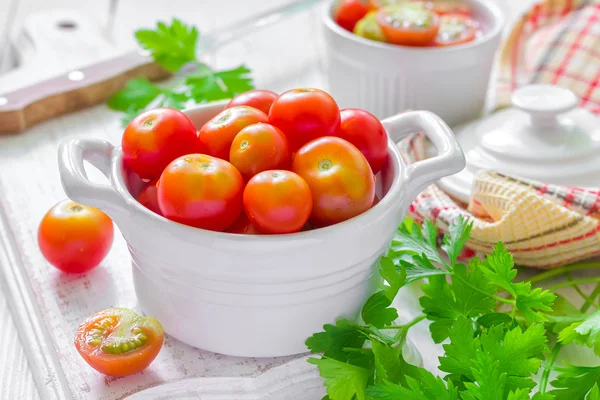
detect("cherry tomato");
top-left (157, 154), bottom-right (244, 231)
top-left (198, 106), bottom-right (268, 161)
top-left (335, 0), bottom-right (370, 32)
top-left (335, 109), bottom-right (388, 174)
top-left (226, 90), bottom-right (279, 115)
top-left (243, 170), bottom-right (312, 234)
top-left (138, 179), bottom-right (162, 216)
top-left (229, 123), bottom-right (291, 181)
top-left (417, 0), bottom-right (472, 16)
top-left (367, 0), bottom-right (408, 11)
top-left (376, 4), bottom-right (440, 46)
top-left (122, 108), bottom-right (199, 180)
top-left (354, 10), bottom-right (387, 42)
top-left (225, 212), bottom-right (261, 235)
top-left (74, 308), bottom-right (163, 377)
top-left (38, 200), bottom-right (114, 273)
top-left (434, 14), bottom-right (479, 46)
top-left (292, 137), bottom-right (376, 226)
top-left (268, 88), bottom-right (340, 152)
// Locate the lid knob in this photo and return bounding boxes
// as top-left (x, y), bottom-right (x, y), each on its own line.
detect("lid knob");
top-left (511, 84), bottom-right (579, 130)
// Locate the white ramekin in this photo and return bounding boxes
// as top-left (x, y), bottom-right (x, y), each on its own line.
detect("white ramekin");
top-left (322, 0), bottom-right (505, 127)
top-left (58, 102), bottom-right (464, 357)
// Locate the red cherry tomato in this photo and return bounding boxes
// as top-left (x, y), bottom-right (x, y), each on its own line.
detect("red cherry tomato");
top-left (417, 0), bottom-right (472, 16)
top-left (292, 137), bottom-right (376, 226)
top-left (74, 308), bottom-right (163, 377)
top-left (226, 90), bottom-right (279, 115)
top-left (335, 109), bottom-right (388, 174)
top-left (122, 108), bottom-right (199, 180)
top-left (229, 123), bottom-right (291, 181)
top-left (198, 106), bottom-right (268, 161)
top-left (268, 88), bottom-right (341, 152)
top-left (243, 170), bottom-right (313, 234)
top-left (225, 212), bottom-right (261, 235)
top-left (157, 154), bottom-right (244, 231)
top-left (38, 200), bottom-right (114, 273)
top-left (434, 14), bottom-right (479, 46)
top-left (138, 179), bottom-right (162, 216)
top-left (376, 4), bottom-right (440, 46)
top-left (335, 0), bottom-right (370, 31)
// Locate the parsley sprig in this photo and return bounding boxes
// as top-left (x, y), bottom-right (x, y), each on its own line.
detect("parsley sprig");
top-left (107, 19), bottom-right (254, 125)
top-left (307, 217), bottom-right (600, 399)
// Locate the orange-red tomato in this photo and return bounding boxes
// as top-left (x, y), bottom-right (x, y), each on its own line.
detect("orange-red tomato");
top-left (74, 308), bottom-right (163, 377)
top-left (225, 212), bottom-right (262, 235)
top-left (335, 0), bottom-right (370, 31)
top-left (226, 90), bottom-right (279, 115)
top-left (229, 123), bottom-right (291, 180)
top-left (335, 109), bottom-right (388, 174)
top-left (269, 88), bottom-right (341, 152)
top-left (138, 178), bottom-right (162, 216)
top-left (198, 106), bottom-right (268, 161)
top-left (434, 13), bottom-right (478, 46)
top-left (38, 200), bottom-right (114, 273)
top-left (367, 0), bottom-right (405, 11)
top-left (376, 4), bottom-right (440, 46)
top-left (157, 154), bottom-right (244, 231)
top-left (243, 170), bottom-right (313, 234)
top-left (122, 108), bottom-right (199, 180)
top-left (292, 137), bottom-right (375, 226)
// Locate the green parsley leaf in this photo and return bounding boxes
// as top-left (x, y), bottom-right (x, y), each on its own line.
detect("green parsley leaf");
top-left (559, 310), bottom-right (600, 355)
top-left (135, 19), bottom-right (198, 72)
top-left (362, 292), bottom-right (399, 328)
top-left (461, 355), bottom-right (506, 400)
top-left (546, 294), bottom-right (583, 334)
top-left (308, 357), bottom-right (369, 400)
top-left (371, 336), bottom-right (418, 386)
top-left (305, 320), bottom-right (365, 362)
top-left (441, 215), bottom-right (473, 268)
top-left (366, 370), bottom-right (459, 400)
top-left (549, 364), bottom-right (600, 399)
top-left (588, 384), bottom-right (600, 400)
top-left (391, 219), bottom-right (444, 266)
top-left (186, 64), bottom-right (254, 102)
top-left (379, 256), bottom-right (406, 301)
top-left (481, 242), bottom-right (518, 296)
top-left (419, 260), bottom-right (495, 343)
top-left (398, 254), bottom-right (449, 284)
top-left (507, 389), bottom-right (531, 400)
top-left (107, 78), bottom-right (163, 112)
top-left (477, 312), bottom-right (514, 329)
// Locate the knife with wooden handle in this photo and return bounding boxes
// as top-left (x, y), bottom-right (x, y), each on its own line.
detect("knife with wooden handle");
top-left (0, 0), bottom-right (322, 134)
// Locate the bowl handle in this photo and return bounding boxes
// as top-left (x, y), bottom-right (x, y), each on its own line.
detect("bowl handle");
top-left (382, 111), bottom-right (465, 202)
top-left (58, 138), bottom-right (129, 223)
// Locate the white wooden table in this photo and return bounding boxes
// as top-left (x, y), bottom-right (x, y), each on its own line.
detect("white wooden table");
top-left (0, 1), bottom-right (534, 398)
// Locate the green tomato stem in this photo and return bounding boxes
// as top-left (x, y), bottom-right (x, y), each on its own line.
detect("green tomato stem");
top-left (528, 262), bottom-right (600, 285)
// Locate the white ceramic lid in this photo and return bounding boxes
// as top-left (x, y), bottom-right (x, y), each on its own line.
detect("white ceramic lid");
top-left (439, 84), bottom-right (600, 203)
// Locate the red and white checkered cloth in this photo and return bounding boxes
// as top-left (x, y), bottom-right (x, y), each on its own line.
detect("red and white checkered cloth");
top-left (403, 0), bottom-right (600, 268)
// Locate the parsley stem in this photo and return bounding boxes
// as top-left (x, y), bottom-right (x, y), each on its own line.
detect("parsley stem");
top-left (539, 343), bottom-right (562, 393)
top-left (380, 315), bottom-right (427, 331)
top-left (528, 262), bottom-right (600, 285)
top-left (548, 276), bottom-right (600, 292)
top-left (453, 274), bottom-right (516, 305)
top-left (581, 283), bottom-right (600, 313)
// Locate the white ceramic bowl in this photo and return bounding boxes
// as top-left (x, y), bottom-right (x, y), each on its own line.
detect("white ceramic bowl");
top-left (58, 102), bottom-right (464, 357)
top-left (322, 0), bottom-right (505, 127)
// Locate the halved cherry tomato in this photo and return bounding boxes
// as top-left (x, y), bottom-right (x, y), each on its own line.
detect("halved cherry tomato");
top-left (225, 212), bottom-right (261, 235)
top-left (226, 90), bottom-right (279, 115)
top-left (157, 154), bottom-right (244, 231)
top-left (198, 106), bottom-right (268, 161)
top-left (138, 178), bottom-right (162, 216)
top-left (243, 170), bottom-right (313, 234)
top-left (434, 13), bottom-right (478, 46)
top-left (335, 109), bottom-right (388, 174)
top-left (74, 308), bottom-right (163, 377)
top-left (122, 108), bottom-right (199, 180)
top-left (367, 0), bottom-right (407, 11)
top-left (292, 137), bottom-right (376, 226)
top-left (335, 0), bottom-right (370, 32)
top-left (269, 88), bottom-right (340, 152)
top-left (417, 0), bottom-right (472, 16)
top-left (229, 123), bottom-right (291, 181)
top-left (354, 10), bottom-right (387, 42)
top-left (38, 200), bottom-right (114, 273)
top-left (376, 4), bottom-right (440, 46)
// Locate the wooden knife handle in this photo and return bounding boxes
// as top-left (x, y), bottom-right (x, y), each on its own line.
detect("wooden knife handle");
top-left (0, 52), bottom-right (170, 134)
